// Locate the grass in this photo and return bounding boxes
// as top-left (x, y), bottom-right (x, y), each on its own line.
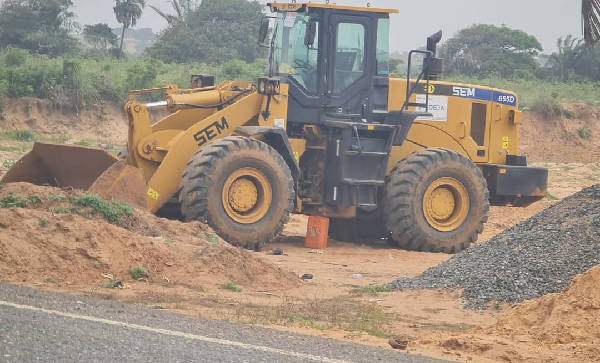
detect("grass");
top-left (219, 280), bottom-right (242, 292)
top-left (38, 217), bottom-right (48, 227)
top-left (0, 193), bottom-right (29, 208)
top-left (128, 266), bottom-right (151, 280)
top-left (74, 140), bottom-right (93, 147)
top-left (163, 237), bottom-right (174, 243)
top-left (546, 192), bottom-right (560, 201)
top-left (352, 285), bottom-right (391, 295)
top-left (231, 295), bottom-right (393, 339)
top-left (42, 278), bottom-right (53, 284)
top-left (204, 233), bottom-right (219, 245)
top-left (2, 159), bottom-right (16, 169)
top-left (0, 145), bottom-right (28, 152)
top-left (47, 194), bottom-right (66, 202)
top-left (72, 194), bottom-right (132, 224)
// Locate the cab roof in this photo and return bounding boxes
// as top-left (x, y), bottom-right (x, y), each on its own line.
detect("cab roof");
top-left (267, 2), bottom-right (399, 14)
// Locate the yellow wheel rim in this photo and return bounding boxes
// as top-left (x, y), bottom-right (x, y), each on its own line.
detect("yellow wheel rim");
top-left (422, 177), bottom-right (469, 232)
top-left (222, 168), bottom-right (272, 224)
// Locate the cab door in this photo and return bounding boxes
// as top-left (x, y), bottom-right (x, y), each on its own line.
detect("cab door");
top-left (324, 13), bottom-right (375, 121)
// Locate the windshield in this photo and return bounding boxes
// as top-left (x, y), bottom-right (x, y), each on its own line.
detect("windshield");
top-left (267, 12), bottom-right (319, 94)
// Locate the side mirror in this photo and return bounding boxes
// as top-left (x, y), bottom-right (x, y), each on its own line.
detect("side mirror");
top-left (304, 20), bottom-right (317, 47)
top-left (258, 17), bottom-right (270, 46)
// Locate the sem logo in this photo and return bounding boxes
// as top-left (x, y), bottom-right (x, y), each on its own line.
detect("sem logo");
top-left (424, 84), bottom-right (435, 94)
top-left (452, 86), bottom-right (476, 98)
top-left (194, 117), bottom-right (229, 147)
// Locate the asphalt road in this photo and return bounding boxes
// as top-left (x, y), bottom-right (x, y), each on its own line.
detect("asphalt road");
top-left (0, 283), bottom-right (453, 363)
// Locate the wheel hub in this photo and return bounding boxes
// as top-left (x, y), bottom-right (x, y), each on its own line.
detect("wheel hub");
top-left (428, 187), bottom-right (455, 220)
top-left (228, 178), bottom-right (258, 213)
top-left (222, 168), bottom-right (272, 224)
top-left (423, 177), bottom-right (470, 232)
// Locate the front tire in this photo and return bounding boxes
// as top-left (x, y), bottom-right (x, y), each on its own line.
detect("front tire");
top-left (384, 148), bottom-right (489, 253)
top-left (179, 136), bottom-right (294, 250)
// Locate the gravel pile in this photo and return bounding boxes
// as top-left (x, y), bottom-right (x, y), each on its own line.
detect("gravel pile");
top-left (386, 184), bottom-right (600, 309)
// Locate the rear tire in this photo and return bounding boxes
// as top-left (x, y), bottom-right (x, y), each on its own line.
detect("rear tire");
top-left (179, 136), bottom-right (294, 250)
top-left (383, 148), bottom-right (489, 253)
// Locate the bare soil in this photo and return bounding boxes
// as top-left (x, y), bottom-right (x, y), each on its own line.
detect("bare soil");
top-left (1, 97), bottom-right (128, 145)
top-left (520, 103), bottom-right (600, 164)
top-left (0, 99), bottom-right (599, 363)
top-left (412, 265), bottom-right (600, 363)
top-left (0, 183), bottom-right (300, 292)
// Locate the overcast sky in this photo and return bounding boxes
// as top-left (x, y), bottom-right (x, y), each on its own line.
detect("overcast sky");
top-left (66, 0), bottom-right (581, 54)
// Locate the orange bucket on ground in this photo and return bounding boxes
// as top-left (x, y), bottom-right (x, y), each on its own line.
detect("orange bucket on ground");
top-left (305, 216), bottom-right (329, 249)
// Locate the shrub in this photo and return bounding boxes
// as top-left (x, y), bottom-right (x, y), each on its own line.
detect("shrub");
top-left (128, 266), bottom-right (151, 280)
top-left (578, 124), bottom-right (592, 139)
top-left (73, 194), bottom-right (132, 224)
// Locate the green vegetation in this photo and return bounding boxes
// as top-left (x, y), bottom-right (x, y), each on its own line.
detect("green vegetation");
top-left (441, 24), bottom-right (542, 78)
top-left (0, 49), bottom-right (265, 109)
top-left (0, 193), bottom-right (28, 208)
top-left (444, 76), bottom-right (600, 110)
top-left (163, 237), bottom-right (174, 243)
top-left (74, 140), bottom-right (92, 147)
top-left (47, 194), bottom-right (66, 203)
top-left (352, 285), bottom-right (391, 295)
top-left (42, 278), bottom-right (54, 284)
top-left (2, 130), bottom-right (36, 142)
top-left (2, 159), bottom-right (16, 168)
top-left (38, 217), bottom-right (48, 227)
top-left (578, 124), bottom-right (593, 139)
top-left (232, 296), bottom-right (393, 339)
top-left (204, 232), bottom-right (219, 245)
top-left (114, 0), bottom-right (146, 58)
top-left (219, 280), bottom-right (242, 292)
top-left (0, 0), bottom-right (597, 122)
top-left (128, 266), bottom-right (151, 280)
top-left (72, 194), bottom-right (133, 224)
top-left (103, 279), bottom-right (120, 288)
top-left (147, 0), bottom-right (264, 64)
top-left (546, 192), bottom-right (560, 201)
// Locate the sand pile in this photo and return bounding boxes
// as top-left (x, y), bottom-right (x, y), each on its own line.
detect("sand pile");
top-left (415, 266), bottom-right (600, 363)
top-left (489, 265), bottom-right (600, 348)
top-left (0, 183), bottom-right (300, 291)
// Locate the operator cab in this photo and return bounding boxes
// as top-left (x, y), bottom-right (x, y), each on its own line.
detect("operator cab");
top-left (261, 3), bottom-right (399, 131)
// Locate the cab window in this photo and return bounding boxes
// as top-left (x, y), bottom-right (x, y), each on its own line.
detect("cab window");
top-left (333, 22), bottom-right (365, 94)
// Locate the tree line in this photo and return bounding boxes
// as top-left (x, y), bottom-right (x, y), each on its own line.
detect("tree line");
top-left (0, 0), bottom-right (264, 63)
top-left (0, 0), bottom-right (597, 94)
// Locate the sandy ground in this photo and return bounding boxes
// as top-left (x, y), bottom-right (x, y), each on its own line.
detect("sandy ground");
top-left (0, 99), bottom-right (599, 363)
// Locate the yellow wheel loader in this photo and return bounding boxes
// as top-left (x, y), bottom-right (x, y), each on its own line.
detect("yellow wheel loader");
top-left (2, 2), bottom-right (548, 253)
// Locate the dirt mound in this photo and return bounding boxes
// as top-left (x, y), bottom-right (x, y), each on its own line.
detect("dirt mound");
top-left (520, 104), bottom-right (600, 163)
top-left (490, 265), bottom-right (600, 347)
top-left (1, 98), bottom-right (128, 145)
top-left (0, 183), bottom-right (300, 291)
top-left (0, 182), bottom-right (212, 243)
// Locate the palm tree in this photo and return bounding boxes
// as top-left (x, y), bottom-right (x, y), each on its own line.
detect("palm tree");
top-left (548, 36), bottom-right (585, 81)
top-left (582, 0), bottom-right (600, 46)
top-left (114, 0), bottom-right (146, 57)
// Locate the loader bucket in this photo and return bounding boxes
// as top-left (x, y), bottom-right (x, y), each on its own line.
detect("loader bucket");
top-left (1, 142), bottom-right (149, 210)
top-left (1, 142), bottom-right (119, 190)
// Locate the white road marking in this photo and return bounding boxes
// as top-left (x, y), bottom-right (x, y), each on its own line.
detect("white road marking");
top-left (0, 300), bottom-right (354, 363)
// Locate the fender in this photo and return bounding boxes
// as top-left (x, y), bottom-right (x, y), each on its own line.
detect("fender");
top-left (235, 126), bottom-right (300, 183)
top-left (387, 123), bottom-right (471, 174)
